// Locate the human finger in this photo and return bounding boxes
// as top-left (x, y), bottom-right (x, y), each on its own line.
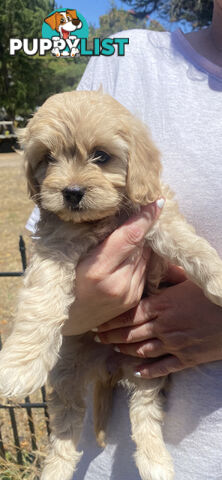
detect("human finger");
top-left (113, 338), bottom-right (165, 358)
top-left (163, 264), bottom-right (187, 284)
top-left (113, 245), bottom-right (151, 305)
top-left (86, 199), bottom-right (164, 277)
top-left (116, 244), bottom-right (150, 273)
top-left (94, 318), bottom-right (156, 345)
top-left (96, 244), bottom-right (149, 307)
top-left (95, 295), bottom-right (157, 333)
top-left (134, 355), bottom-right (184, 378)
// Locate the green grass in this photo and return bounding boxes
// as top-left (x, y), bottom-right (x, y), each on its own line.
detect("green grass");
top-left (0, 448), bottom-right (43, 479)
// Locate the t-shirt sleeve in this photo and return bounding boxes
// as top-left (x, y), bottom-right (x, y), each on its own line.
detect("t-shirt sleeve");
top-left (77, 28), bottom-right (147, 95)
top-left (76, 52), bottom-right (118, 97)
top-left (26, 206), bottom-right (40, 233)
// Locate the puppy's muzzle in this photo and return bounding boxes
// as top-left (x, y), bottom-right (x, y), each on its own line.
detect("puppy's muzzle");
top-left (62, 185), bottom-right (85, 209)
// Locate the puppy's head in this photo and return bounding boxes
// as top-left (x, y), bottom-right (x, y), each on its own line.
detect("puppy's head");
top-left (44, 10), bottom-right (82, 36)
top-left (20, 91), bottom-right (161, 223)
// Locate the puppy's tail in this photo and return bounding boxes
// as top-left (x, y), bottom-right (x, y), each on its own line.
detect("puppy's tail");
top-left (93, 371), bottom-right (121, 448)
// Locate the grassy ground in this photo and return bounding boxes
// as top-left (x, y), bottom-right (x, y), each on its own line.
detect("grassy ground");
top-left (0, 153), bottom-right (47, 479)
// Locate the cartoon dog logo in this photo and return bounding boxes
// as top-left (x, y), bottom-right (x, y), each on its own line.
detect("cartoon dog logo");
top-left (44, 9), bottom-right (82, 57)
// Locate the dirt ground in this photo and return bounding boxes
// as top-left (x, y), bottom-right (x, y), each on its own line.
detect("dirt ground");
top-left (0, 152), bottom-right (34, 339)
top-left (0, 153), bottom-right (48, 474)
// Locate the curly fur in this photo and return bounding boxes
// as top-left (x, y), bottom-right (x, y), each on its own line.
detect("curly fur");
top-left (0, 90), bottom-right (222, 480)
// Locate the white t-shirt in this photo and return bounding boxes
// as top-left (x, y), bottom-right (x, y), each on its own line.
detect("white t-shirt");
top-left (27, 29), bottom-right (222, 479)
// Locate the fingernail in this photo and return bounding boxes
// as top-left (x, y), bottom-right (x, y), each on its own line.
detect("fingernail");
top-left (156, 198), bottom-right (165, 209)
top-left (94, 335), bottom-right (101, 343)
top-left (113, 346), bottom-right (120, 353)
top-left (91, 327), bottom-right (98, 332)
top-left (134, 371), bottom-right (142, 377)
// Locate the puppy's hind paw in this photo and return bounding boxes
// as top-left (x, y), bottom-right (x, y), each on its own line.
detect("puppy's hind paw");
top-left (41, 448), bottom-right (83, 480)
top-left (135, 451), bottom-right (174, 480)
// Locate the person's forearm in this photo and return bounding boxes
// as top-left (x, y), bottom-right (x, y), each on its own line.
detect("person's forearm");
top-left (94, 280), bottom-right (222, 377)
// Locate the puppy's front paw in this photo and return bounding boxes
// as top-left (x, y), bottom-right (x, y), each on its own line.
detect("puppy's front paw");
top-left (135, 450), bottom-right (174, 480)
top-left (0, 354), bottom-right (48, 399)
top-left (51, 48), bottom-right (60, 57)
top-left (70, 47), bottom-right (80, 57)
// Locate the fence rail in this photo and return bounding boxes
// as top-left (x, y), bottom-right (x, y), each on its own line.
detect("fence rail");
top-left (0, 237), bottom-right (50, 467)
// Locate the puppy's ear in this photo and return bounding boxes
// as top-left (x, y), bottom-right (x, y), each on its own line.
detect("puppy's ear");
top-left (18, 128), bottom-right (40, 201)
top-left (24, 158), bottom-right (40, 200)
top-left (44, 12), bottom-right (60, 31)
top-left (126, 122), bottom-right (162, 205)
top-left (66, 9), bottom-right (79, 20)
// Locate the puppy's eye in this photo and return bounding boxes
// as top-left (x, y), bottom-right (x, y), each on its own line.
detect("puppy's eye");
top-left (45, 153), bottom-right (56, 164)
top-left (93, 150), bottom-right (111, 165)
top-left (60, 18), bottom-right (65, 23)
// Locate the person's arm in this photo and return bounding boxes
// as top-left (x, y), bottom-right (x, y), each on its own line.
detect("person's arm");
top-left (63, 198), bottom-right (222, 378)
top-left (95, 279), bottom-right (222, 378)
top-left (62, 201), bottom-right (163, 335)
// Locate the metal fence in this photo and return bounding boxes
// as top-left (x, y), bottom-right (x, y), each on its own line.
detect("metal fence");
top-left (0, 237), bottom-right (50, 466)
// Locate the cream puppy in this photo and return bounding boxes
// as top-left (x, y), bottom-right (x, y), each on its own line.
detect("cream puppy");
top-left (0, 90), bottom-right (222, 480)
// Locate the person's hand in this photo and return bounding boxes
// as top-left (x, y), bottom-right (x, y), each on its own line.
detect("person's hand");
top-left (94, 280), bottom-right (222, 378)
top-left (62, 200), bottom-right (164, 336)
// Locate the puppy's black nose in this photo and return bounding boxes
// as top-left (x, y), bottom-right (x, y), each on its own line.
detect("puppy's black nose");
top-left (72, 19), bottom-right (81, 26)
top-left (63, 185), bottom-right (85, 208)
